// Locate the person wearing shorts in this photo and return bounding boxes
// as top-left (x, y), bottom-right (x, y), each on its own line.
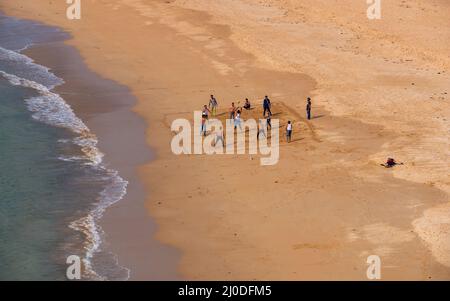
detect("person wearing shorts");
top-left (209, 95), bottom-right (218, 116)
top-left (286, 121), bottom-right (293, 143)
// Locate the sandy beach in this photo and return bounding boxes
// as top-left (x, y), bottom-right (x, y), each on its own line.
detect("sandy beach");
top-left (2, 0), bottom-right (448, 280)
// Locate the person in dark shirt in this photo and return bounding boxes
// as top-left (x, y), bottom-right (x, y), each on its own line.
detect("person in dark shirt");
top-left (263, 95), bottom-right (272, 116)
top-left (266, 112), bottom-right (272, 130)
top-left (244, 98), bottom-right (251, 110)
top-left (306, 97), bottom-right (312, 120)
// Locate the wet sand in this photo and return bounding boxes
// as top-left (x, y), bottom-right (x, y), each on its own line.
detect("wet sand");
top-left (22, 39), bottom-right (180, 280)
top-left (2, 0), bottom-right (449, 280)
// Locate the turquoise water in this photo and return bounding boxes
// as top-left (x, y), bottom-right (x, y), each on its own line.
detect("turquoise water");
top-left (0, 77), bottom-right (84, 280)
top-left (0, 14), bottom-right (129, 280)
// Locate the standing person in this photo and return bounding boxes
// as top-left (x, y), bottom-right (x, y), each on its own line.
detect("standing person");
top-left (200, 105), bottom-right (210, 137)
top-left (257, 119), bottom-right (266, 140)
top-left (229, 102), bottom-right (236, 123)
top-left (200, 116), bottom-right (207, 136)
top-left (306, 97), bottom-right (312, 120)
top-left (234, 110), bottom-right (243, 131)
top-left (266, 112), bottom-right (272, 130)
top-left (209, 95), bottom-right (218, 116)
top-left (263, 95), bottom-right (272, 116)
top-left (202, 104), bottom-right (211, 119)
top-left (286, 121), bottom-right (293, 143)
top-left (213, 127), bottom-right (224, 147)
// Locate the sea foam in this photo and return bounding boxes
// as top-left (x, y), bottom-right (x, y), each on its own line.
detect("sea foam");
top-left (0, 47), bottom-right (130, 280)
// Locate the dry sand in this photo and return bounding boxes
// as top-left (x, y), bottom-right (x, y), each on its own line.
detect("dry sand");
top-left (2, 0), bottom-right (449, 280)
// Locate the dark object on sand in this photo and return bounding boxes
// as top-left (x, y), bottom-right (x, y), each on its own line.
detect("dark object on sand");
top-left (381, 158), bottom-right (404, 168)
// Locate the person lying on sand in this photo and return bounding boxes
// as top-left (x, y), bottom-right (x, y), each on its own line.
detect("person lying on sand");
top-left (381, 158), bottom-right (404, 168)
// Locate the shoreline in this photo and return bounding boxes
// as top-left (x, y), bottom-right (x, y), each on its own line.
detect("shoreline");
top-left (14, 18), bottom-right (181, 279)
top-left (1, 0), bottom-right (449, 280)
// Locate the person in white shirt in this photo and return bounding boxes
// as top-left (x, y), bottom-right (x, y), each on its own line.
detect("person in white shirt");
top-left (234, 110), bottom-right (242, 131)
top-left (286, 120), bottom-right (293, 143)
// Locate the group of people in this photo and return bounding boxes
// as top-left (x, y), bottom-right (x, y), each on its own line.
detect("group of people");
top-left (201, 95), bottom-right (403, 167)
top-left (200, 94), bottom-right (313, 144)
top-left (227, 96), bottom-right (273, 134)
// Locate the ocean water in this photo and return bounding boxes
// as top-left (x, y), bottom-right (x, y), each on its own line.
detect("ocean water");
top-left (0, 14), bottom-right (129, 280)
